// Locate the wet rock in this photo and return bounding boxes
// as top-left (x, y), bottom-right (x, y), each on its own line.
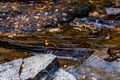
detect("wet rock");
top-left (67, 65), bottom-right (120, 80)
top-left (66, 49), bottom-right (120, 80)
top-left (84, 48), bottom-right (120, 74)
top-left (0, 59), bottom-right (22, 80)
top-left (105, 8), bottom-right (120, 16)
top-left (48, 28), bottom-right (62, 33)
top-left (53, 69), bottom-right (76, 80)
top-left (70, 17), bottom-right (120, 29)
top-left (85, 55), bottom-right (113, 72)
top-left (20, 54), bottom-right (59, 80)
top-left (92, 48), bottom-right (110, 59)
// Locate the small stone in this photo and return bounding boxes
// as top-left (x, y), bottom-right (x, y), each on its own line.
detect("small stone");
top-left (62, 13), bottom-right (67, 16)
top-left (105, 34), bottom-right (111, 40)
top-left (45, 12), bottom-right (48, 16)
top-left (44, 40), bottom-right (50, 46)
top-left (55, 9), bottom-right (59, 12)
top-left (53, 18), bottom-right (58, 22)
top-left (48, 28), bottom-right (61, 33)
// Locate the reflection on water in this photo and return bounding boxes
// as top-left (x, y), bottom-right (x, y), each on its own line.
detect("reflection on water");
top-left (0, 25), bottom-right (120, 66)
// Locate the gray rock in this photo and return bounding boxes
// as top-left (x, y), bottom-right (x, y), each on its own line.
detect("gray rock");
top-left (53, 69), bottom-right (76, 80)
top-left (85, 55), bottom-right (113, 72)
top-left (0, 59), bottom-right (22, 80)
top-left (105, 8), bottom-right (120, 15)
top-left (0, 54), bottom-right (77, 80)
top-left (66, 49), bottom-right (120, 80)
top-left (0, 54), bottom-right (60, 80)
top-left (84, 49), bottom-right (120, 73)
top-left (20, 54), bottom-right (59, 80)
top-left (111, 61), bottom-right (120, 73)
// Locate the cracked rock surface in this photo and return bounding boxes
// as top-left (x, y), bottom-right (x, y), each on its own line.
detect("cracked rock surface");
top-left (0, 54), bottom-right (59, 80)
top-left (0, 54), bottom-right (76, 80)
top-left (0, 59), bottom-right (22, 80)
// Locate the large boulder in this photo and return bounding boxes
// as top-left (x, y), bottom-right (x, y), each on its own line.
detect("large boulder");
top-left (20, 54), bottom-right (59, 80)
top-left (66, 48), bottom-right (120, 80)
top-left (0, 54), bottom-right (60, 80)
top-left (0, 54), bottom-right (76, 80)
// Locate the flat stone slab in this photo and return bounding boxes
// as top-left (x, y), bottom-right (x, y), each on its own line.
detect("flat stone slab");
top-left (20, 54), bottom-right (58, 80)
top-left (0, 54), bottom-right (59, 80)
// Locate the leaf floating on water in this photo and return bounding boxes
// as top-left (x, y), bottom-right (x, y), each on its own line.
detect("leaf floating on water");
top-left (11, 6), bottom-right (17, 10)
top-left (34, 16), bottom-right (40, 19)
top-left (91, 77), bottom-right (97, 80)
top-left (57, 23), bottom-right (62, 28)
top-left (37, 6), bottom-right (47, 11)
top-left (44, 40), bottom-right (50, 46)
top-left (62, 65), bottom-right (68, 70)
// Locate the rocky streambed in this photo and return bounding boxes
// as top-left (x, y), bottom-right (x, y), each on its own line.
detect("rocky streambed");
top-left (0, 0), bottom-right (120, 80)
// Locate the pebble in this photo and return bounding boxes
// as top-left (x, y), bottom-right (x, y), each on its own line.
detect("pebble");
top-left (105, 34), bottom-right (111, 40)
top-left (48, 28), bottom-right (61, 32)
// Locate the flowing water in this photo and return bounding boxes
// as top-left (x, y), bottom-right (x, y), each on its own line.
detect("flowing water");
top-left (0, 24), bottom-right (120, 67)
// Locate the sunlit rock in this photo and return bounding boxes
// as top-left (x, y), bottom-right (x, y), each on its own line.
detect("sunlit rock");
top-left (20, 54), bottom-right (59, 80)
top-left (53, 69), bottom-right (76, 80)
